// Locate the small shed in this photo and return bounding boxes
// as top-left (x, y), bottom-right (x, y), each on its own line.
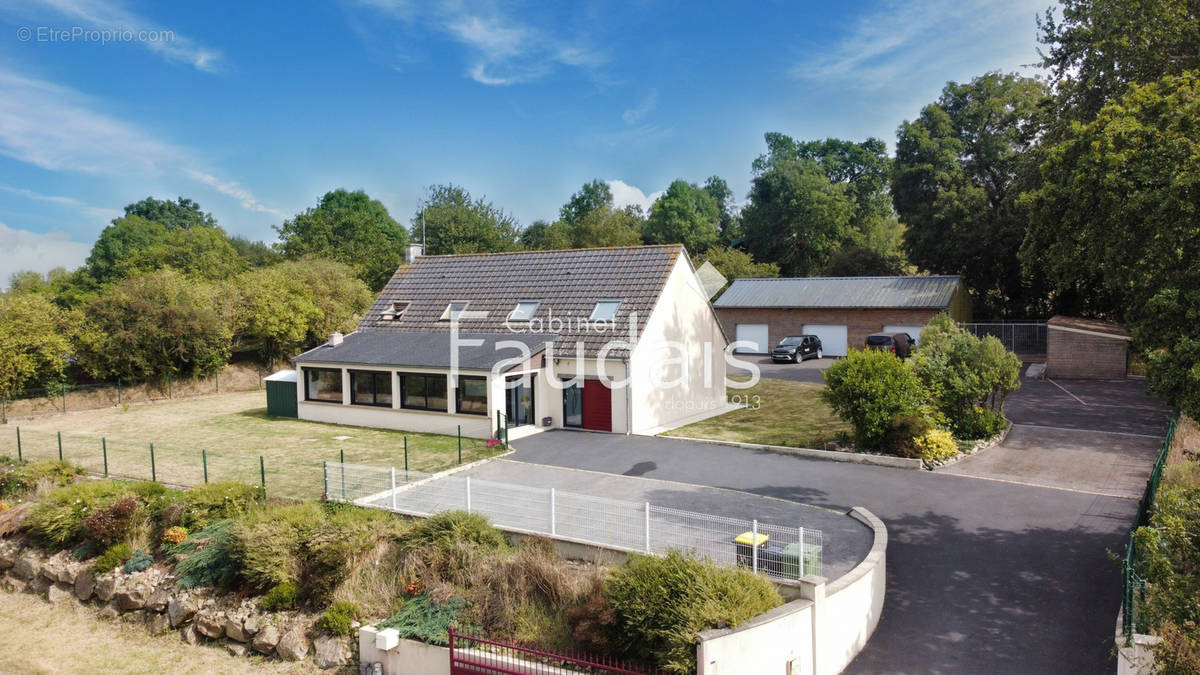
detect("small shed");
top-left (1045, 316), bottom-right (1130, 379)
top-left (264, 369), bottom-right (298, 418)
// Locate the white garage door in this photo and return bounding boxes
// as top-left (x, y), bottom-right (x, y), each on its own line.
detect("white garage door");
top-left (734, 324), bottom-right (769, 354)
top-left (884, 325), bottom-right (926, 345)
top-left (803, 324), bottom-right (848, 357)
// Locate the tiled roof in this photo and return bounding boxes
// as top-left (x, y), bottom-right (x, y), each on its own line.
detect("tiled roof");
top-left (713, 275), bottom-right (962, 309)
top-left (358, 245), bottom-right (683, 358)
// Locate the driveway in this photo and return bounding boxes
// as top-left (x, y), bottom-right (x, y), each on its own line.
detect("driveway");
top-left (729, 355), bottom-right (833, 383)
top-left (510, 378), bottom-right (1169, 673)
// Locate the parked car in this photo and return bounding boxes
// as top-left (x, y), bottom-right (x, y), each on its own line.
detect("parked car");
top-left (865, 332), bottom-right (914, 358)
top-left (772, 335), bottom-right (823, 362)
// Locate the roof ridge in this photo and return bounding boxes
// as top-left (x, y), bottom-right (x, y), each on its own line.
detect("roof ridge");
top-left (414, 244), bottom-right (683, 259)
top-left (731, 274), bottom-right (962, 281)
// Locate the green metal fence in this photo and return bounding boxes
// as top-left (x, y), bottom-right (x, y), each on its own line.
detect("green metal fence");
top-left (1122, 410), bottom-right (1181, 641)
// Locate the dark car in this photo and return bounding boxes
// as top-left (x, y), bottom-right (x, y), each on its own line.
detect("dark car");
top-left (865, 332), bottom-right (914, 358)
top-left (772, 335), bottom-right (823, 362)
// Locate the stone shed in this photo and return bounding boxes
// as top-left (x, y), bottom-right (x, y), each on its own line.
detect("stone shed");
top-left (1045, 315), bottom-right (1130, 379)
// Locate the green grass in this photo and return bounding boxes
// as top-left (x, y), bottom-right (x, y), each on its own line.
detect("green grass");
top-left (664, 377), bottom-right (851, 448)
top-left (2, 391), bottom-right (501, 499)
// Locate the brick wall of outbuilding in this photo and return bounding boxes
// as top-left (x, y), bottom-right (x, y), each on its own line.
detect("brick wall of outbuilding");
top-left (1046, 327), bottom-right (1128, 379)
top-left (714, 307), bottom-right (944, 353)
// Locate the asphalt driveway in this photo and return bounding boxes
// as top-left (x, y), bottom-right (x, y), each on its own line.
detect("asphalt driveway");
top-left (729, 355), bottom-right (833, 383)
top-left (510, 377), bottom-right (1169, 673)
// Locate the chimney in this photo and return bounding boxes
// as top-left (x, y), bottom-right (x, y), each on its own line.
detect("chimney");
top-left (329, 332), bottom-right (343, 346)
top-left (405, 243), bottom-right (424, 264)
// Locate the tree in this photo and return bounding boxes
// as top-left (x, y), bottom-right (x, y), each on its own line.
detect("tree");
top-left (559, 179), bottom-right (613, 227)
top-left (570, 205), bottom-right (644, 248)
top-left (740, 158), bottom-right (854, 276)
top-left (277, 189), bottom-right (407, 290)
top-left (703, 176), bottom-right (741, 245)
top-left (821, 348), bottom-right (928, 451)
top-left (6, 268), bottom-right (71, 296)
top-left (1038, 0), bottom-right (1200, 122)
top-left (76, 269), bottom-right (231, 381)
top-left (1023, 72), bottom-right (1200, 418)
top-left (85, 215), bottom-right (246, 284)
top-left (412, 184), bottom-right (520, 255)
top-left (892, 73), bottom-right (1050, 317)
top-left (822, 245), bottom-right (905, 277)
top-left (694, 247), bottom-right (779, 281)
top-left (123, 196), bottom-right (216, 230)
top-left (519, 220), bottom-right (573, 250)
top-left (228, 235), bottom-right (282, 267)
top-left (0, 293), bottom-right (74, 396)
top-left (642, 179), bottom-right (721, 252)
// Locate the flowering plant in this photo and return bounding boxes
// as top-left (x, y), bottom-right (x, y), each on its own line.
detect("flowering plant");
top-left (162, 526), bottom-right (188, 545)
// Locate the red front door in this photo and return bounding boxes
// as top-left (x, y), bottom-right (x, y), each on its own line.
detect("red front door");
top-left (582, 379), bottom-right (612, 431)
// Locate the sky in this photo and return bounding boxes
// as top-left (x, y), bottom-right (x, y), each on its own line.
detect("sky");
top-left (0, 0), bottom-right (1052, 285)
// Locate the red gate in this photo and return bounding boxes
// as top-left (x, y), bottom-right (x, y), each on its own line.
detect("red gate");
top-left (448, 625), bottom-right (661, 675)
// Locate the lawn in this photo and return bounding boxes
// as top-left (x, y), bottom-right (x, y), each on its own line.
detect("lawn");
top-left (665, 377), bottom-right (850, 448)
top-left (1, 391), bottom-right (501, 499)
top-left (0, 587), bottom-right (316, 674)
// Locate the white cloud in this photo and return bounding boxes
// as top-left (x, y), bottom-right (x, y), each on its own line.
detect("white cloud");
top-left (793, 0), bottom-right (1045, 92)
top-left (0, 222), bottom-right (90, 289)
top-left (10, 0), bottom-right (222, 71)
top-left (622, 89), bottom-right (658, 125)
top-left (606, 179), bottom-right (663, 214)
top-left (0, 68), bottom-right (278, 217)
top-left (0, 184), bottom-right (120, 220)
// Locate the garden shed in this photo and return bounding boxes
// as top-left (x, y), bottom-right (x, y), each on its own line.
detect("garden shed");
top-left (1045, 316), bottom-right (1130, 379)
top-left (264, 369), bottom-right (298, 418)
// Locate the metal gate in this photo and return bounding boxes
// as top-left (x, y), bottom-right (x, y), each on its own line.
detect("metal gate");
top-left (449, 625), bottom-right (662, 674)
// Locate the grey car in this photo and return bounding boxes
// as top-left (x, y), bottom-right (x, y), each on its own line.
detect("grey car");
top-left (772, 335), bottom-right (823, 362)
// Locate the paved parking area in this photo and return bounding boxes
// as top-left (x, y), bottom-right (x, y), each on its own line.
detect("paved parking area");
top-left (729, 355), bottom-right (833, 383)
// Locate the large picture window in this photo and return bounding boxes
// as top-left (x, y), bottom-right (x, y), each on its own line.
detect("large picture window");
top-left (400, 373), bottom-right (448, 412)
top-left (456, 376), bottom-right (488, 416)
top-left (305, 368), bottom-right (343, 403)
top-left (350, 370), bottom-right (392, 407)
top-left (505, 375), bottom-right (535, 426)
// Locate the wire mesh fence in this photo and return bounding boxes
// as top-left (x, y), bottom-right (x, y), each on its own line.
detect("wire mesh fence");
top-left (960, 322), bottom-right (1048, 355)
top-left (0, 364), bottom-right (269, 424)
top-left (326, 461), bottom-right (823, 581)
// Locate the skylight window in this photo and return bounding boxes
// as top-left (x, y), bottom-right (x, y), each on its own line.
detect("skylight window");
top-left (508, 300), bottom-right (541, 322)
top-left (589, 300), bottom-right (621, 322)
top-left (440, 301), bottom-right (470, 321)
top-left (383, 301), bottom-right (409, 320)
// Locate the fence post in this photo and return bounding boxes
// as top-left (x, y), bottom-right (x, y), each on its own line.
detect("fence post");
top-left (752, 519), bottom-right (759, 574)
top-left (2, 396), bottom-right (6, 424)
top-left (404, 437), bottom-right (409, 475)
top-left (259, 456), bottom-right (266, 498)
top-left (15, 427), bottom-right (20, 462)
top-left (390, 467), bottom-right (397, 510)
top-left (215, 373), bottom-right (219, 394)
top-left (150, 443), bottom-right (156, 482)
top-left (322, 460), bottom-right (328, 500)
top-left (117, 379), bottom-right (122, 406)
top-left (202, 449), bottom-right (208, 483)
top-left (62, 383), bottom-right (67, 413)
top-left (102, 438), bottom-right (108, 477)
top-left (457, 425), bottom-right (462, 464)
top-left (550, 488), bottom-right (557, 535)
top-left (644, 502), bottom-right (651, 554)
top-left (465, 477), bottom-right (472, 513)
top-left (799, 526), bottom-right (806, 576)
top-left (57, 431), bottom-right (63, 461)
top-left (339, 449), bottom-right (346, 501)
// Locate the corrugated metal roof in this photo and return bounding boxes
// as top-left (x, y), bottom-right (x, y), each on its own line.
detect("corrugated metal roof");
top-left (713, 276), bottom-right (962, 309)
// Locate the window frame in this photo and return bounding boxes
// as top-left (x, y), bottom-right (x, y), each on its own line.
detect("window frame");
top-left (455, 375), bottom-right (488, 416)
top-left (304, 367), bottom-right (343, 403)
top-left (399, 372), bottom-right (448, 412)
top-left (505, 374), bottom-right (536, 427)
top-left (507, 300), bottom-right (541, 322)
top-left (439, 301), bottom-right (471, 321)
top-left (349, 369), bottom-right (392, 407)
top-left (387, 301), bottom-right (410, 320)
top-left (589, 299), bottom-right (621, 321)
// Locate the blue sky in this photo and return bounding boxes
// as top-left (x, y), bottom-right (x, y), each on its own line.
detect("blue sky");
top-left (0, 0), bottom-right (1050, 284)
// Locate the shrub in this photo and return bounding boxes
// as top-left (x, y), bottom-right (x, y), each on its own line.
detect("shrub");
top-left (83, 495), bottom-right (142, 546)
top-left (882, 414), bottom-right (932, 458)
top-left (27, 481), bottom-right (128, 547)
top-left (378, 595), bottom-right (467, 646)
top-left (95, 542), bottom-right (132, 573)
top-left (911, 314), bottom-right (1021, 438)
top-left (169, 519), bottom-right (237, 590)
top-left (566, 576), bottom-right (619, 655)
top-left (123, 549), bottom-right (153, 574)
top-left (261, 582), bottom-right (300, 611)
top-left (0, 460), bottom-right (81, 499)
top-left (913, 428), bottom-right (958, 462)
top-left (180, 482), bottom-right (263, 529)
top-left (401, 511), bottom-right (507, 555)
top-left (0, 500), bottom-right (8, 513)
top-left (822, 348), bottom-right (928, 451)
top-left (306, 506), bottom-right (406, 603)
top-left (605, 550), bottom-right (783, 673)
top-left (230, 502), bottom-right (324, 590)
top-left (319, 601), bottom-right (362, 637)
top-left (162, 526), bottom-right (188, 545)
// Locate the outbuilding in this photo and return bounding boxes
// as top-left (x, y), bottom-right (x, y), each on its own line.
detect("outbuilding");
top-left (713, 275), bottom-right (971, 356)
top-left (264, 369), bottom-right (298, 418)
top-left (1045, 316), bottom-right (1130, 379)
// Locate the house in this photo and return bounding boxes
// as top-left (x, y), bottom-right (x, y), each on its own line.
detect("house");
top-left (1045, 315), bottom-right (1130, 379)
top-left (712, 275), bottom-right (970, 355)
top-left (291, 244), bottom-right (730, 439)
